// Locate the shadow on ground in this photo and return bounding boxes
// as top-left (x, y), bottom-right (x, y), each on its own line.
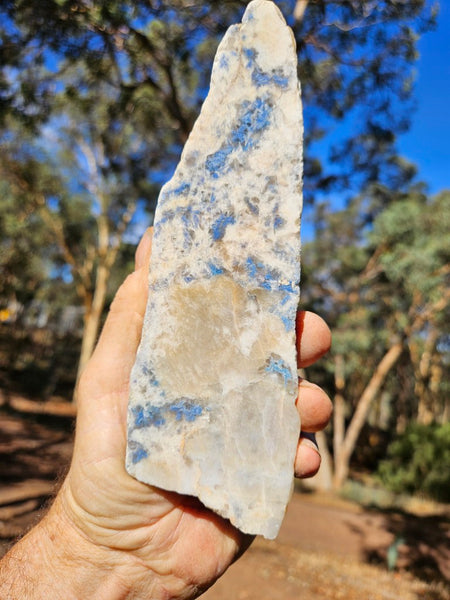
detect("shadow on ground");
top-left (0, 404), bottom-right (448, 599)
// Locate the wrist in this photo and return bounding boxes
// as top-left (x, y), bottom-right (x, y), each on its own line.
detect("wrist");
top-left (55, 476), bottom-right (205, 600)
top-left (0, 496), bottom-right (139, 600)
top-left (44, 489), bottom-right (196, 600)
top-left (43, 497), bottom-right (133, 600)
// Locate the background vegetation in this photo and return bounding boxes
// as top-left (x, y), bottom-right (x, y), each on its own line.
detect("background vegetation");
top-left (0, 0), bottom-right (448, 497)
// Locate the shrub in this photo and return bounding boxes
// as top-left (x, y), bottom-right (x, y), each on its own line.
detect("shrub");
top-left (376, 422), bottom-right (450, 503)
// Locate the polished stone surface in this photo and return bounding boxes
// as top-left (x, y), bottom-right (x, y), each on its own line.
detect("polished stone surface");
top-left (126, 0), bottom-right (303, 539)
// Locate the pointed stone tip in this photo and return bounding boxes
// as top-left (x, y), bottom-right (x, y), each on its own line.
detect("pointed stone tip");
top-left (238, 0), bottom-right (296, 74)
top-left (243, 0), bottom-right (286, 25)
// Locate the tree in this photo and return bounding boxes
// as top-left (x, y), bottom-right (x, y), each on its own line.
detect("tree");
top-left (302, 188), bottom-right (449, 488)
top-left (370, 189), bottom-right (450, 425)
top-left (0, 1), bottom-right (440, 398)
top-left (1, 0), bottom-right (438, 193)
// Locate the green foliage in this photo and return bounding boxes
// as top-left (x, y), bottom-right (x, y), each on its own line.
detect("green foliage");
top-left (0, 1), bottom-right (438, 198)
top-left (376, 422), bottom-right (450, 502)
top-left (302, 185), bottom-right (449, 463)
top-left (0, 163), bottom-right (61, 305)
top-left (371, 190), bottom-right (450, 303)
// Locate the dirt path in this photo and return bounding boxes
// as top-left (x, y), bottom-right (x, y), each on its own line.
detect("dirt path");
top-left (202, 493), bottom-right (449, 600)
top-left (1, 407), bottom-right (449, 599)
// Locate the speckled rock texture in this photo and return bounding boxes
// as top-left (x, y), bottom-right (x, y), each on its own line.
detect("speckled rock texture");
top-left (126, 0), bottom-right (303, 539)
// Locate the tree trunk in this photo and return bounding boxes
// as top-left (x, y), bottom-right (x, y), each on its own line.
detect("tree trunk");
top-left (75, 261), bottom-right (110, 393)
top-left (416, 327), bottom-right (439, 425)
top-left (294, 0), bottom-right (309, 22)
top-left (316, 430), bottom-right (334, 490)
top-left (333, 341), bottom-right (403, 489)
top-left (333, 354), bottom-right (346, 472)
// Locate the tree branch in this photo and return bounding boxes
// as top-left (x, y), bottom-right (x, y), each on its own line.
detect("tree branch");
top-left (333, 340), bottom-right (404, 488)
top-left (304, 34), bottom-right (366, 67)
top-left (294, 0), bottom-right (309, 23)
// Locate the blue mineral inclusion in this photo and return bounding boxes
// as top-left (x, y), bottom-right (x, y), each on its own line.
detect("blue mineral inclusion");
top-left (243, 46), bottom-right (289, 89)
top-left (272, 73), bottom-right (289, 88)
top-left (219, 54), bottom-right (229, 70)
top-left (280, 294), bottom-right (291, 306)
top-left (251, 69), bottom-right (272, 87)
top-left (245, 197), bottom-right (259, 214)
top-left (265, 356), bottom-right (293, 384)
top-left (132, 445), bottom-right (148, 464)
top-left (252, 70), bottom-right (289, 89)
top-left (246, 256), bottom-right (258, 279)
top-left (281, 314), bottom-right (295, 331)
top-left (132, 404), bottom-right (166, 428)
top-left (243, 47), bottom-right (256, 67)
top-left (274, 215), bottom-right (285, 229)
top-left (173, 182), bottom-right (190, 195)
top-left (211, 213), bottom-right (235, 241)
top-left (279, 281), bottom-right (296, 293)
top-left (132, 406), bottom-right (146, 427)
top-left (205, 148), bottom-right (232, 178)
top-left (231, 96), bottom-right (272, 151)
top-left (169, 399), bottom-right (203, 422)
top-left (131, 400), bottom-right (203, 430)
top-left (208, 262), bottom-right (224, 276)
top-left (205, 96), bottom-right (272, 178)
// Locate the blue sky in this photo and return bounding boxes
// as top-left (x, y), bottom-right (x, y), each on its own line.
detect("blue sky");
top-left (398, 1), bottom-right (449, 194)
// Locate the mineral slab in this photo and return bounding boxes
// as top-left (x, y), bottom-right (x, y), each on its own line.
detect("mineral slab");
top-left (126, 0), bottom-right (303, 539)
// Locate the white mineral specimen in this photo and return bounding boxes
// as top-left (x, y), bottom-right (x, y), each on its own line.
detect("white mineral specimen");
top-left (126, 0), bottom-right (303, 539)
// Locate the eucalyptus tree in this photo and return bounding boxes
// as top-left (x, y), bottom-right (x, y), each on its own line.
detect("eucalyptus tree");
top-left (0, 0), bottom-right (439, 393)
top-left (301, 188), bottom-right (449, 488)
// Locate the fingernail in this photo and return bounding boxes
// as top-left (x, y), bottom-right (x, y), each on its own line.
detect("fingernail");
top-left (300, 431), bottom-right (320, 453)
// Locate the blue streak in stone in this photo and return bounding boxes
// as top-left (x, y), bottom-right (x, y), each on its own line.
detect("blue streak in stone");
top-left (274, 215), bottom-right (285, 229)
top-left (132, 445), bottom-right (148, 464)
top-left (208, 262), bottom-right (224, 276)
top-left (279, 282), bottom-right (295, 293)
top-left (246, 256), bottom-right (258, 279)
top-left (206, 147), bottom-right (233, 178)
top-left (245, 197), bottom-right (259, 214)
top-left (252, 69), bottom-right (288, 88)
top-left (281, 315), bottom-right (295, 332)
top-left (272, 73), bottom-right (289, 88)
top-left (170, 400), bottom-right (203, 422)
top-left (206, 97), bottom-right (272, 177)
top-left (243, 45), bottom-right (289, 89)
top-left (243, 47), bottom-right (256, 67)
top-left (132, 404), bottom-right (166, 428)
top-left (173, 182), bottom-right (190, 195)
top-left (252, 69), bottom-right (272, 87)
top-left (265, 357), bottom-right (293, 384)
top-left (231, 97), bottom-right (272, 151)
top-left (219, 54), bottom-right (229, 70)
top-left (132, 406), bottom-right (146, 428)
top-left (211, 214), bottom-right (235, 241)
top-left (281, 294), bottom-right (291, 306)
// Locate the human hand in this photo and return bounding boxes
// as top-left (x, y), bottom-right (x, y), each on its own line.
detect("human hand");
top-left (0, 228), bottom-right (331, 600)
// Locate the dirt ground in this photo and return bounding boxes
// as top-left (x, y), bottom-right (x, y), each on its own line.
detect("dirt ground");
top-left (1, 406), bottom-right (449, 600)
